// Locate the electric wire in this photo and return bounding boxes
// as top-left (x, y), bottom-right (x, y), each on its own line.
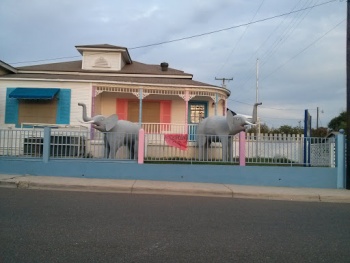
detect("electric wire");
top-left (262, 18), bottom-right (345, 81)
top-left (8, 0), bottom-right (337, 65)
top-left (234, 0), bottom-right (320, 93)
top-left (231, 0), bottom-right (305, 89)
top-left (215, 0), bottom-right (266, 76)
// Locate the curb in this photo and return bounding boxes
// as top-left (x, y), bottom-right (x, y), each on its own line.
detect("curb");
top-left (0, 175), bottom-right (350, 203)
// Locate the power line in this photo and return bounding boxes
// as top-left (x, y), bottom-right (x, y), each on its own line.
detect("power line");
top-left (262, 18), bottom-right (345, 81)
top-left (234, 0), bottom-right (321, 93)
top-left (234, 15), bottom-right (345, 99)
top-left (227, 98), bottom-right (317, 111)
top-left (9, 0), bottom-right (338, 65)
top-left (215, 0), bottom-right (266, 75)
top-left (129, 0), bottom-right (336, 50)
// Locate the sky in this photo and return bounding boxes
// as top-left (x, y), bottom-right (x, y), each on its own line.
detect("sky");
top-left (0, 0), bottom-right (347, 129)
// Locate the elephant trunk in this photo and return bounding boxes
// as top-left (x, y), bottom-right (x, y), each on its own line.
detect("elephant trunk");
top-left (78, 103), bottom-right (92, 122)
top-left (252, 102), bottom-right (262, 124)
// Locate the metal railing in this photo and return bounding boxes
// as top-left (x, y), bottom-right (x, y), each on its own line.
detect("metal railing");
top-left (143, 132), bottom-right (336, 167)
top-left (244, 134), bottom-right (335, 167)
top-left (0, 128), bottom-right (337, 167)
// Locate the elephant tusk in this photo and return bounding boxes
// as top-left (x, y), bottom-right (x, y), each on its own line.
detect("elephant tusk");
top-left (244, 121), bottom-right (255, 126)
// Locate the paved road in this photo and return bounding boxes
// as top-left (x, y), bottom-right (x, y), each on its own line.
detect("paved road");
top-left (1, 188), bottom-right (350, 263)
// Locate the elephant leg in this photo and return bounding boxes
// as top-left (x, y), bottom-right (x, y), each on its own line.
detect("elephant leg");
top-left (197, 134), bottom-right (206, 161)
top-left (107, 134), bottom-right (123, 159)
top-left (221, 136), bottom-right (233, 162)
top-left (221, 136), bottom-right (228, 162)
top-left (125, 134), bottom-right (138, 160)
top-left (228, 136), bottom-right (233, 162)
top-left (103, 134), bottom-right (110, 158)
top-left (133, 138), bottom-right (138, 160)
top-left (200, 141), bottom-right (209, 161)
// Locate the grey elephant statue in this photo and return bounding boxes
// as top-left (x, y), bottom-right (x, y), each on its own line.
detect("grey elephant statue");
top-left (196, 103), bottom-right (262, 162)
top-left (78, 102), bottom-right (140, 159)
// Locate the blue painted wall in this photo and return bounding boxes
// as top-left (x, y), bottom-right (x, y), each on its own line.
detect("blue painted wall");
top-left (5, 88), bottom-right (19, 124)
top-left (56, 89), bottom-right (71, 124)
top-left (0, 159), bottom-right (337, 189)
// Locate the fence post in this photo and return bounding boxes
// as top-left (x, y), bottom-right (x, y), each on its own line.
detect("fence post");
top-left (239, 131), bottom-right (246, 166)
top-left (138, 128), bottom-right (145, 164)
top-left (43, 127), bottom-right (51, 163)
top-left (336, 130), bottom-right (346, 189)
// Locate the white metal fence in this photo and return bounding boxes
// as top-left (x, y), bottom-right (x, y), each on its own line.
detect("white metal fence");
top-left (244, 134), bottom-right (335, 167)
top-left (0, 128), bottom-right (336, 167)
top-left (143, 132), bottom-right (335, 166)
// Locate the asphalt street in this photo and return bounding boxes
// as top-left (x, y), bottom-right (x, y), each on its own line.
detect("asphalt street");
top-left (1, 188), bottom-right (350, 263)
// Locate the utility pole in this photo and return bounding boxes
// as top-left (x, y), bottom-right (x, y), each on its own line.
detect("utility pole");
top-left (215, 77), bottom-right (232, 116)
top-left (215, 77), bottom-right (233, 89)
top-left (256, 58), bottom-right (260, 135)
top-left (316, 107), bottom-right (319, 130)
top-left (346, 0), bottom-right (350, 189)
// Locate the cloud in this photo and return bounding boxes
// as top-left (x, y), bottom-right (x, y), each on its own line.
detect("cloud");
top-left (0, 0), bottom-right (346, 128)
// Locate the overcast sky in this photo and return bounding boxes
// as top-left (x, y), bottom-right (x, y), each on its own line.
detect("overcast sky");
top-left (0, 0), bottom-right (346, 129)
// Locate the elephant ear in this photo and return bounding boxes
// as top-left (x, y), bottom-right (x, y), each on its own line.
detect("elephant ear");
top-left (105, 114), bottom-right (119, 131)
top-left (226, 109), bottom-right (237, 132)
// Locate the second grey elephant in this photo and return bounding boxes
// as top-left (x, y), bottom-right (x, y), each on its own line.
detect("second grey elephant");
top-left (78, 103), bottom-right (140, 159)
top-left (196, 103), bottom-right (261, 162)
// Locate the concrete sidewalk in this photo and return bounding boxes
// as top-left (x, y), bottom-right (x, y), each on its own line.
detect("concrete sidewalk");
top-left (0, 174), bottom-right (349, 203)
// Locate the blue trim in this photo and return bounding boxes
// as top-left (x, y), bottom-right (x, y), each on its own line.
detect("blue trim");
top-left (9, 88), bottom-right (60, 99)
top-left (5, 88), bottom-right (19, 124)
top-left (303, 110), bottom-right (311, 166)
top-left (56, 89), bottom-right (71, 124)
top-left (336, 133), bottom-right (346, 188)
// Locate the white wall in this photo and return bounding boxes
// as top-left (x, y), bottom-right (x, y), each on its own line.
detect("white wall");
top-left (0, 79), bottom-right (92, 129)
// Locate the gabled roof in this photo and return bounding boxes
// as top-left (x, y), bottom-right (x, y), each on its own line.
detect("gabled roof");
top-left (0, 60), bottom-right (17, 74)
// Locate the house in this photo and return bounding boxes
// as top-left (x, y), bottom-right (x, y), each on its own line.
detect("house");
top-left (0, 44), bottom-right (230, 134)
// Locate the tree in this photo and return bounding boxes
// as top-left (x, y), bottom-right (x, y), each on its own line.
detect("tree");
top-left (277, 125), bottom-right (303, 135)
top-left (247, 123), bottom-right (270, 134)
top-left (311, 127), bottom-right (328, 137)
top-left (328, 111), bottom-right (347, 132)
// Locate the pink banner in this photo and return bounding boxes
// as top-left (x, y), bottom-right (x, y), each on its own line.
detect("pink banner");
top-left (164, 134), bottom-right (188, 150)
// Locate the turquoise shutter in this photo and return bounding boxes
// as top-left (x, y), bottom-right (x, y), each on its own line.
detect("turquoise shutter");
top-left (5, 88), bottom-right (19, 125)
top-left (56, 89), bottom-right (71, 124)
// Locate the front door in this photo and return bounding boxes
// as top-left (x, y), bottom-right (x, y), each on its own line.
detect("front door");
top-left (188, 101), bottom-right (207, 141)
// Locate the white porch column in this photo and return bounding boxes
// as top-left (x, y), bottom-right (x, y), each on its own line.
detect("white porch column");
top-left (215, 93), bottom-right (218, 116)
top-left (138, 88), bottom-right (143, 127)
top-left (185, 90), bottom-right (189, 132)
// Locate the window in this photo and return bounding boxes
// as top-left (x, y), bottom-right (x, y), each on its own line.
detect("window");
top-left (117, 99), bottom-right (171, 124)
top-left (128, 101), bottom-right (160, 123)
top-left (5, 88), bottom-right (71, 127)
top-left (188, 101), bottom-right (208, 141)
top-left (189, 102), bottom-right (207, 124)
top-left (18, 99), bottom-right (57, 124)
